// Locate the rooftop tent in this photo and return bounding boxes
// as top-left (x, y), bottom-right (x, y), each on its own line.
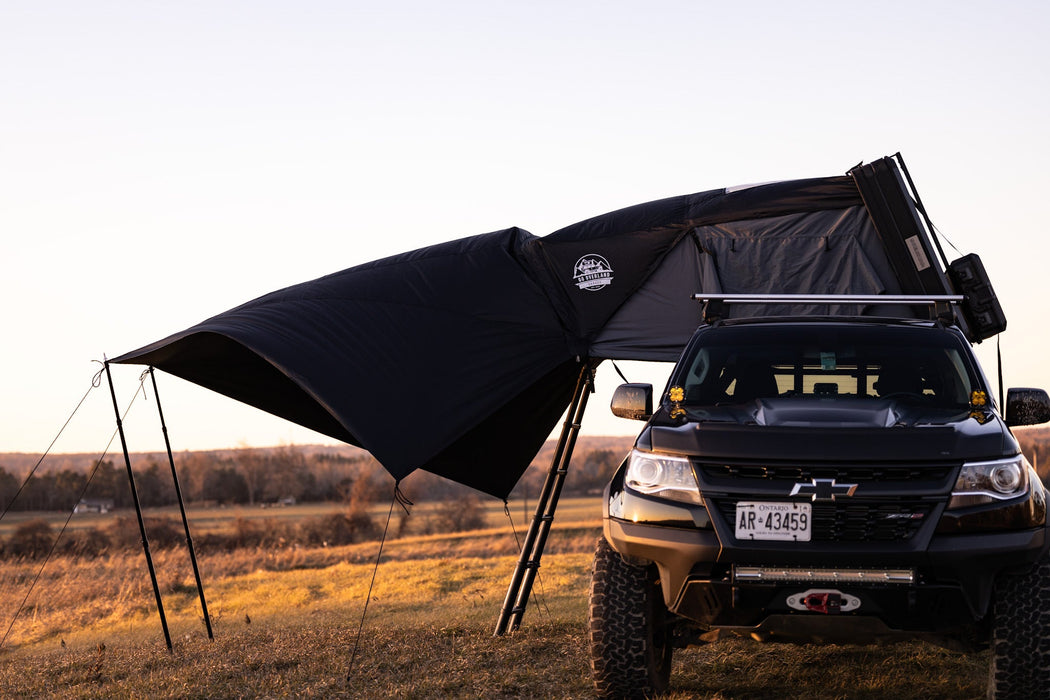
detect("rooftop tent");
top-left (528, 164), bottom-right (955, 362)
top-left (113, 155), bottom-right (959, 499)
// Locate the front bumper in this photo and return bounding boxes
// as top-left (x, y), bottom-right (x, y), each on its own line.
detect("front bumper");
top-left (605, 460), bottom-right (1049, 641)
top-left (607, 516), bottom-right (1046, 632)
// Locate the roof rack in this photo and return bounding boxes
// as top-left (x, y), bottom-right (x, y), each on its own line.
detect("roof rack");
top-left (693, 294), bottom-right (963, 304)
top-left (692, 293), bottom-right (964, 325)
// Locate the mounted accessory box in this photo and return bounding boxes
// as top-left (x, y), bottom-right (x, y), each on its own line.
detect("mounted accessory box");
top-left (947, 253), bottom-right (1007, 342)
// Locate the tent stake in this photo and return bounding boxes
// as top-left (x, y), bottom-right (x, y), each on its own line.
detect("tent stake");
top-left (103, 362), bottom-right (173, 652)
top-left (148, 367), bottom-right (214, 641)
top-left (494, 360), bottom-right (598, 635)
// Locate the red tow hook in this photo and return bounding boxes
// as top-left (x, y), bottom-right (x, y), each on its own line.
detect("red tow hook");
top-left (802, 591), bottom-right (843, 615)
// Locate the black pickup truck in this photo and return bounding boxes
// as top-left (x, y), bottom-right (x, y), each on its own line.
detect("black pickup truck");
top-left (590, 310), bottom-right (1050, 699)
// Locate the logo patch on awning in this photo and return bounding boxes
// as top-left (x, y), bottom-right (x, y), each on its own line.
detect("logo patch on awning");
top-left (573, 254), bottom-right (613, 291)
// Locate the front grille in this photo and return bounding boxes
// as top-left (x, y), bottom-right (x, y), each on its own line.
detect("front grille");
top-left (714, 498), bottom-right (933, 542)
top-left (700, 463), bottom-right (955, 483)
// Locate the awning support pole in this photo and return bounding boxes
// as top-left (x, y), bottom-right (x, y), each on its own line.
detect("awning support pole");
top-left (494, 360), bottom-right (597, 636)
top-left (148, 367), bottom-right (214, 641)
top-left (103, 362), bottom-right (173, 652)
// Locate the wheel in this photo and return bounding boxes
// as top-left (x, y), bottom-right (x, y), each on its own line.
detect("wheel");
top-left (988, 548), bottom-right (1050, 699)
top-left (589, 536), bottom-right (673, 699)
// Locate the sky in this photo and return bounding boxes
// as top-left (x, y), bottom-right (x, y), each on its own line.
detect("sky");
top-left (2, 0), bottom-right (1049, 460)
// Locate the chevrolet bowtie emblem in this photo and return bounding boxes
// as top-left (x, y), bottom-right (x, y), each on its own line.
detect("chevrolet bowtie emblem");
top-left (789, 478), bottom-right (858, 501)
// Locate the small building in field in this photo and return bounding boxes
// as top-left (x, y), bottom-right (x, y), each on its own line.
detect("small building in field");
top-left (74, 498), bottom-right (114, 514)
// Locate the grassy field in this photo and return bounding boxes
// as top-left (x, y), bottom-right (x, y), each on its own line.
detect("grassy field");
top-left (0, 495), bottom-right (603, 538)
top-left (0, 498), bottom-right (989, 698)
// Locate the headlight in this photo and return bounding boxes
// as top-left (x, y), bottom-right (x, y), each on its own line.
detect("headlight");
top-left (625, 449), bottom-right (703, 505)
top-left (948, 455), bottom-right (1030, 509)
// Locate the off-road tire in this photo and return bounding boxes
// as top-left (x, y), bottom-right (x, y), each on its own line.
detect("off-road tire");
top-left (988, 548), bottom-right (1050, 699)
top-left (589, 536), bottom-right (672, 699)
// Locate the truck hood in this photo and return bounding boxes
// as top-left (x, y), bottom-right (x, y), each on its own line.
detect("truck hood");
top-left (751, 397), bottom-right (950, 429)
top-left (644, 399), bottom-right (1014, 462)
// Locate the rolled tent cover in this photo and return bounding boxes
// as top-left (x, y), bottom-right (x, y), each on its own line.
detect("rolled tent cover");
top-left (114, 156), bottom-right (954, 498)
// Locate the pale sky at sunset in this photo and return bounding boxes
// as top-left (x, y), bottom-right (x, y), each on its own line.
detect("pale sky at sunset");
top-left (3, 1), bottom-right (1049, 460)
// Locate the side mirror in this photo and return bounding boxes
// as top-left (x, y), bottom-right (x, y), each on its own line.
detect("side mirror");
top-left (1005, 388), bottom-right (1050, 427)
top-left (611, 383), bottom-right (653, 421)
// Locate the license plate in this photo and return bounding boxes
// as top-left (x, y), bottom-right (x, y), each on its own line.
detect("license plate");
top-left (735, 501), bottom-right (812, 542)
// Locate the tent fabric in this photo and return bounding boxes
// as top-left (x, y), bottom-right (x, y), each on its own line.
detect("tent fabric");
top-left (587, 235), bottom-right (710, 362)
top-left (525, 175), bottom-right (865, 343)
top-left (116, 227), bottom-right (575, 494)
top-left (114, 157), bottom-right (953, 498)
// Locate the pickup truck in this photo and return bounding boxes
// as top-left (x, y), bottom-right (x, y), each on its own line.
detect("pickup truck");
top-left (590, 309), bottom-right (1050, 699)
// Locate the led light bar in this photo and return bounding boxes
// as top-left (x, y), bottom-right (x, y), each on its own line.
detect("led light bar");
top-left (734, 566), bottom-right (915, 584)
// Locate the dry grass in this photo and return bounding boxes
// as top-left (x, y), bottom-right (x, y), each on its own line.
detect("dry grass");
top-left (0, 622), bottom-right (989, 699)
top-left (0, 513), bottom-right (989, 698)
top-left (0, 521), bottom-right (601, 649)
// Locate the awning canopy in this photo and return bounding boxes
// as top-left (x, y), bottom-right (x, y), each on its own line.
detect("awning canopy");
top-left (114, 156), bottom-right (960, 498)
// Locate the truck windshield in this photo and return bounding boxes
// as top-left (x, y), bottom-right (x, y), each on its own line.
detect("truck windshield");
top-left (674, 324), bottom-right (980, 409)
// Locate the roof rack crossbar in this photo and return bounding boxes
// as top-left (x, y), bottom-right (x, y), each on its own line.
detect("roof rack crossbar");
top-left (693, 294), bottom-right (963, 325)
top-left (692, 294), bottom-right (963, 305)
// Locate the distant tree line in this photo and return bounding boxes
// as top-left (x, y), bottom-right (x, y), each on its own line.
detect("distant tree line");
top-left (0, 446), bottom-right (386, 514)
top-left (0, 445), bottom-right (625, 514)
top-left (1, 492), bottom-right (492, 560)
